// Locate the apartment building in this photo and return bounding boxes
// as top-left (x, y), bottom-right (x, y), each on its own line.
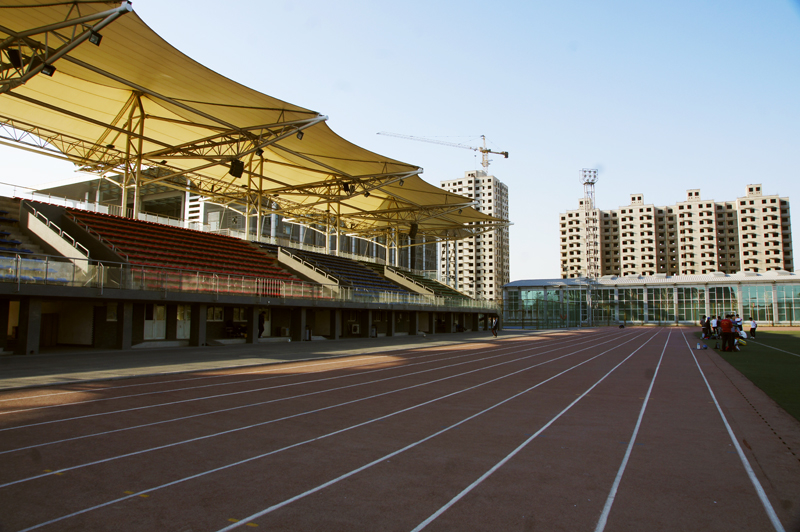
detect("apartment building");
top-left (560, 184), bottom-right (792, 278)
top-left (440, 170), bottom-right (510, 300)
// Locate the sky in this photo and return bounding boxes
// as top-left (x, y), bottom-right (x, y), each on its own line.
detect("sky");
top-left (2, 0), bottom-right (799, 280)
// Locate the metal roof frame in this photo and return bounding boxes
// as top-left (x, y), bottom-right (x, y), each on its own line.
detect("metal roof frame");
top-left (0, 0), bottom-right (507, 244)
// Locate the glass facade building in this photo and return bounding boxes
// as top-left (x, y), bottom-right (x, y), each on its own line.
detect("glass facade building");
top-left (503, 271), bottom-right (800, 329)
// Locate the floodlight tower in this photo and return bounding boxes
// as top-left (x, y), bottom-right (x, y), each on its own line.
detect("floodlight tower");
top-left (580, 168), bottom-right (600, 326)
top-left (580, 168), bottom-right (600, 280)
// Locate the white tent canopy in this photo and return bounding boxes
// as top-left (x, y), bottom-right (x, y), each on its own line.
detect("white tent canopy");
top-left (0, 0), bottom-right (505, 240)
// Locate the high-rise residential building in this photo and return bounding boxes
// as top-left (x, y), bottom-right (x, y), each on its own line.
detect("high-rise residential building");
top-left (440, 170), bottom-right (510, 300)
top-left (560, 184), bottom-right (793, 278)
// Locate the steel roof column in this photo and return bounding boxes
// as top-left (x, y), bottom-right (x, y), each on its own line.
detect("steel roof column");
top-left (255, 163), bottom-right (263, 241)
top-left (132, 96), bottom-right (145, 218)
top-left (335, 202), bottom-right (341, 257)
top-left (271, 202), bottom-right (277, 242)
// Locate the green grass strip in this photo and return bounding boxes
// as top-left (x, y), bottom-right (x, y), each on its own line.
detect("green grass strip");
top-left (693, 329), bottom-right (800, 423)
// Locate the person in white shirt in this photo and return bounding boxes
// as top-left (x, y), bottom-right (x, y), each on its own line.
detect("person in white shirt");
top-left (749, 318), bottom-right (757, 339)
top-left (710, 316), bottom-right (718, 337)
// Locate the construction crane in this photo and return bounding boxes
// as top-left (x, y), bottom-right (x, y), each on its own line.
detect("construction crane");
top-left (377, 132), bottom-right (508, 172)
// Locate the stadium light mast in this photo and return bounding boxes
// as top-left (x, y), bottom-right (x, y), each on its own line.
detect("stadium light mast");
top-left (580, 168), bottom-right (600, 279)
top-left (580, 168), bottom-right (600, 326)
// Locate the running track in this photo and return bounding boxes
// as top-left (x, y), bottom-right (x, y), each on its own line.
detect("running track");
top-left (0, 328), bottom-right (798, 531)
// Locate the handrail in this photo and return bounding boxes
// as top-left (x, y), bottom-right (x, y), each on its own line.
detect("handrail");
top-left (385, 265), bottom-right (432, 293)
top-left (278, 246), bottom-right (339, 285)
top-left (20, 200), bottom-right (91, 258)
top-left (0, 251), bottom-right (497, 310)
top-left (64, 211), bottom-right (129, 262)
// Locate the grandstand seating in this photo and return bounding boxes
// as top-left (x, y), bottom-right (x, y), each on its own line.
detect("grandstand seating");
top-left (0, 198), bottom-right (34, 256)
top-left (258, 243), bottom-right (409, 294)
top-left (67, 209), bottom-right (302, 285)
top-left (362, 262), bottom-right (472, 300)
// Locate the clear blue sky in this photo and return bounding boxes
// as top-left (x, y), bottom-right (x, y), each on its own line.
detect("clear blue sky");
top-left (2, 1), bottom-right (799, 280)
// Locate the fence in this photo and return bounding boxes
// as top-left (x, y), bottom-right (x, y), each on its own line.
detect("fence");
top-left (0, 252), bottom-right (497, 310)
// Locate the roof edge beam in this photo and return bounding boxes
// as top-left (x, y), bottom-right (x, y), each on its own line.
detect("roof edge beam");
top-left (0, 2), bottom-right (133, 93)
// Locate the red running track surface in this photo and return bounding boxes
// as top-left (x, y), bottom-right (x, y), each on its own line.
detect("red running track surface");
top-left (0, 327), bottom-right (798, 531)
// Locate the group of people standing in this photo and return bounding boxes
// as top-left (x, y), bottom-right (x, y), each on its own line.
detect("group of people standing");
top-left (701, 314), bottom-right (757, 352)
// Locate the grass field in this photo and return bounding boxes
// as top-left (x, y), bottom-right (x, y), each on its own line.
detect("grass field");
top-left (694, 328), bottom-right (800, 422)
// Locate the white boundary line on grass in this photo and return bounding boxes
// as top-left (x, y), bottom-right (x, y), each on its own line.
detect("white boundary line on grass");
top-left (747, 340), bottom-right (800, 358)
top-left (593, 330), bottom-right (670, 531)
top-left (681, 332), bottom-right (785, 532)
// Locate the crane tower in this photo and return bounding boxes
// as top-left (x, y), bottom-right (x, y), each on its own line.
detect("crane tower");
top-left (376, 132), bottom-right (508, 173)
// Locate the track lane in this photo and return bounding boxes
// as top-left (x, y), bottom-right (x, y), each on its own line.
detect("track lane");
top-left (210, 331), bottom-right (661, 532)
top-left (4, 331), bottom-right (648, 531)
top-left (0, 330), bottom-right (640, 490)
top-left (0, 331), bottom-right (622, 459)
top-left (593, 331), bottom-right (781, 531)
top-left (0, 330), bottom-right (620, 431)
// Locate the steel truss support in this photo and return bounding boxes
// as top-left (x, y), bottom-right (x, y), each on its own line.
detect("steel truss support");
top-left (0, 2), bottom-right (133, 93)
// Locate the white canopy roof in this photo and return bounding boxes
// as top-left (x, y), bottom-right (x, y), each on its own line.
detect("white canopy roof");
top-left (0, 0), bottom-right (503, 239)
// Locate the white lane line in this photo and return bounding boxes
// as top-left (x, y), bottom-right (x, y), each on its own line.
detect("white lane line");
top-left (409, 330), bottom-right (661, 532)
top-left (1, 330), bottom-right (640, 488)
top-left (0, 330), bottom-right (619, 433)
top-left (14, 333), bottom-right (649, 532)
top-left (0, 330), bottom-right (581, 403)
top-left (681, 332), bottom-right (786, 532)
top-left (0, 332), bottom-right (623, 457)
top-left (593, 330), bottom-right (670, 532)
top-left (0, 353), bottom-right (404, 403)
top-left (0, 356), bottom-right (402, 412)
top-left (0, 342), bottom-right (517, 413)
top-left (746, 340), bottom-right (800, 358)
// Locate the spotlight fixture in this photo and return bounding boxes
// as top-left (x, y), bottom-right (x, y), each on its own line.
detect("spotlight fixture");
top-left (88, 31), bottom-right (103, 46)
top-left (364, 190), bottom-right (370, 197)
top-left (296, 131), bottom-right (304, 140)
top-left (342, 183), bottom-right (351, 194)
top-left (159, 160), bottom-right (166, 165)
top-left (398, 179), bottom-right (404, 186)
top-left (6, 49), bottom-right (22, 69)
top-left (229, 159), bottom-right (244, 178)
top-left (105, 144), bottom-right (114, 149)
top-left (255, 148), bottom-right (264, 157)
top-left (41, 63), bottom-right (56, 76)
top-left (458, 209), bottom-right (463, 214)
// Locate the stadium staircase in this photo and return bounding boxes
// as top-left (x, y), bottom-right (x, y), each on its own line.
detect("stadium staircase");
top-left (362, 262), bottom-right (472, 301)
top-left (0, 197), bottom-right (76, 285)
top-left (0, 197), bottom-right (43, 257)
top-left (257, 243), bottom-right (409, 294)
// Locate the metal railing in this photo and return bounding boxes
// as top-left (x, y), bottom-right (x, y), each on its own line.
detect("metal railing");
top-left (385, 266), bottom-right (433, 294)
top-left (0, 252), bottom-right (498, 310)
top-left (277, 247), bottom-right (340, 285)
top-left (64, 211), bottom-right (129, 262)
top-left (20, 200), bottom-right (90, 257)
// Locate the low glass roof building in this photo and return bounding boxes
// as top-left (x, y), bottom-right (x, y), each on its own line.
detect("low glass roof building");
top-left (503, 271), bottom-right (800, 328)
